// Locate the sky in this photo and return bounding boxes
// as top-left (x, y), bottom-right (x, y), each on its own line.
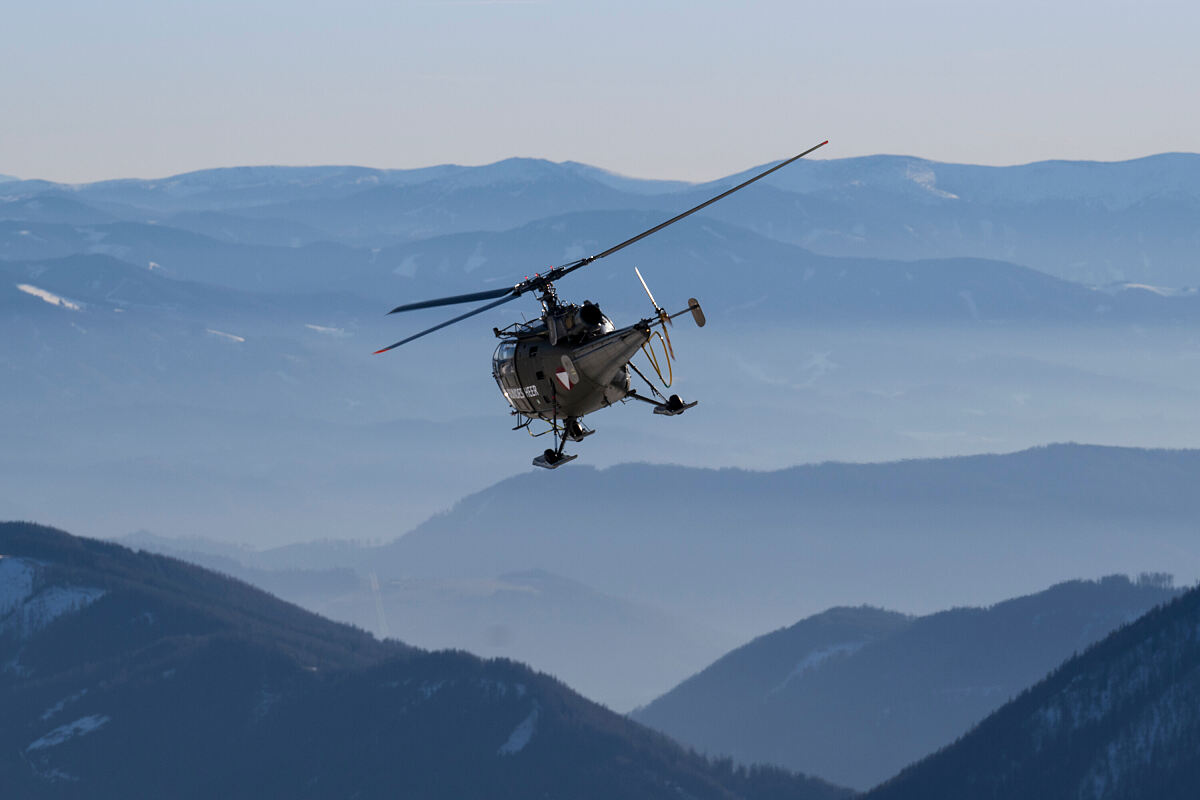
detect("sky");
top-left (2, 0), bottom-right (1198, 184)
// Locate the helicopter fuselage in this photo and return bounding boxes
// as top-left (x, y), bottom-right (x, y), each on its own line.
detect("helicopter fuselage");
top-left (492, 311), bottom-right (652, 422)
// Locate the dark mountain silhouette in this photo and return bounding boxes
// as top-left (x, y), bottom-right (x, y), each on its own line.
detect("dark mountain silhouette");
top-left (633, 577), bottom-right (1179, 790)
top-left (0, 522), bottom-right (848, 800)
top-left (865, 579), bottom-right (1200, 799)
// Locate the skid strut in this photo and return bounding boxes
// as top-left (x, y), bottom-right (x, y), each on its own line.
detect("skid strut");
top-left (532, 414), bottom-right (582, 469)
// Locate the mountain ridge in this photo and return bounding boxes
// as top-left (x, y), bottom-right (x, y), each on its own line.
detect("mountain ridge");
top-left (633, 575), bottom-right (1179, 789)
top-left (0, 521), bottom-right (849, 800)
top-left (6, 152), bottom-right (1200, 286)
top-left (864, 580), bottom-right (1200, 799)
top-left (11, 151), bottom-right (1200, 203)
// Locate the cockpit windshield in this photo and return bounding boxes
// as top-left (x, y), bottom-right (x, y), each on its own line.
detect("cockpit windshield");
top-left (493, 340), bottom-right (517, 366)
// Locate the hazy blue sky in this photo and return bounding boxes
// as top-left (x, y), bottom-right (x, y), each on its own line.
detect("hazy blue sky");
top-left (3, 0), bottom-right (1197, 183)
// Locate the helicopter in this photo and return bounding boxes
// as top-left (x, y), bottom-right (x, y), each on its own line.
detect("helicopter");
top-left (376, 140), bottom-right (828, 468)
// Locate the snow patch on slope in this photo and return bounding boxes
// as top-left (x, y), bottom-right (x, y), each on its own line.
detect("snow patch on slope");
top-left (418, 680), bottom-right (445, 700)
top-left (463, 241), bottom-right (488, 273)
top-left (2, 585), bottom-right (106, 638)
top-left (15, 284), bottom-right (82, 311)
top-left (392, 255), bottom-right (419, 277)
top-left (498, 702), bottom-right (540, 755)
top-left (305, 323), bottom-right (347, 337)
top-left (41, 689), bottom-right (89, 722)
top-left (205, 328), bottom-right (245, 343)
top-left (0, 556), bottom-right (37, 616)
top-left (1111, 283), bottom-right (1198, 298)
top-left (770, 641), bottom-right (867, 695)
top-left (27, 715), bottom-right (111, 751)
top-left (905, 163), bottom-right (960, 200)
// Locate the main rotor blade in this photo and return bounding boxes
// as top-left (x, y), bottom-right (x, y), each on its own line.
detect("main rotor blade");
top-left (387, 286), bottom-right (515, 315)
top-left (555, 139), bottom-right (828, 280)
top-left (378, 139), bottom-right (828, 350)
top-left (374, 293), bottom-right (521, 354)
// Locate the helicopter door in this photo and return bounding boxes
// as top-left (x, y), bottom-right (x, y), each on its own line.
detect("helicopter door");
top-left (492, 340), bottom-right (537, 415)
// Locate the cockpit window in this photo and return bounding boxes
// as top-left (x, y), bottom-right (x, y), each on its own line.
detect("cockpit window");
top-left (493, 340), bottom-right (517, 364)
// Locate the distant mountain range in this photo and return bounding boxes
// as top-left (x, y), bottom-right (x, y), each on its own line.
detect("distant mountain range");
top-left (7, 207), bottom-right (1199, 326)
top-left (121, 444), bottom-right (1200, 711)
top-left (865, 579), bottom-right (1200, 800)
top-left (632, 576), bottom-right (1179, 790)
top-left (0, 522), bottom-right (848, 800)
top-left (290, 444), bottom-right (1200, 627)
top-left (5, 153), bottom-right (1199, 285)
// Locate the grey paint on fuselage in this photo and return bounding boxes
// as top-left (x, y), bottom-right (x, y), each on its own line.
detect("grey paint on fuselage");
top-left (493, 319), bottom-right (650, 421)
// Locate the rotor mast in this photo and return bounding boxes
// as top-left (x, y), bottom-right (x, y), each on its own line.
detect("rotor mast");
top-left (535, 279), bottom-right (561, 315)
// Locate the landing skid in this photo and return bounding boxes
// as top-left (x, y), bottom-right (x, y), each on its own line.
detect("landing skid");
top-left (533, 450), bottom-right (578, 470)
top-left (565, 419), bottom-right (594, 442)
top-left (653, 397), bottom-right (698, 416)
top-left (532, 415), bottom-right (587, 470)
top-left (629, 390), bottom-right (698, 416)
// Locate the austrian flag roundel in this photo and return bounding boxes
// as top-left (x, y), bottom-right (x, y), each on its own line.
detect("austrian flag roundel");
top-left (555, 367), bottom-right (576, 391)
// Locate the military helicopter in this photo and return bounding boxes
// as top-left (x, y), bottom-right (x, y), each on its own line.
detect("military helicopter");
top-left (376, 140), bottom-right (828, 468)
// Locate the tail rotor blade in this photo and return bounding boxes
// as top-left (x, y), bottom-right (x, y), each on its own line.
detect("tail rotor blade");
top-left (634, 266), bottom-right (661, 311)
